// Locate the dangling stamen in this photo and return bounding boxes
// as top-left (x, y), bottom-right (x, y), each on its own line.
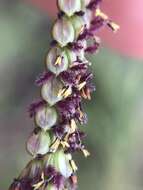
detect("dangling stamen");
top-left (95, 8), bottom-right (108, 20)
top-left (61, 141), bottom-right (70, 148)
top-left (70, 160), bottom-right (78, 172)
top-left (62, 86), bottom-right (72, 98)
top-left (33, 172), bottom-right (45, 190)
top-left (55, 56), bottom-right (62, 65)
top-left (81, 88), bottom-right (88, 99)
top-left (81, 149), bottom-right (90, 157)
top-left (50, 138), bottom-right (61, 153)
top-left (58, 86), bottom-right (72, 98)
top-left (70, 119), bottom-right (77, 133)
top-left (78, 25), bottom-right (86, 36)
top-left (58, 88), bottom-right (66, 97)
top-left (77, 81), bottom-right (86, 90)
top-left (77, 107), bottom-right (84, 120)
top-left (108, 21), bottom-right (120, 32)
top-left (64, 132), bottom-right (70, 142)
top-left (86, 88), bottom-right (91, 100)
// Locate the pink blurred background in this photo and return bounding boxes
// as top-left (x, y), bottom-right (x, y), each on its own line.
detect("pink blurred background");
top-left (26, 0), bottom-right (143, 59)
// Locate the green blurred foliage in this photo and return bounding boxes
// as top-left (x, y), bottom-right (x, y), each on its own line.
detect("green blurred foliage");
top-left (0, 1), bottom-right (143, 190)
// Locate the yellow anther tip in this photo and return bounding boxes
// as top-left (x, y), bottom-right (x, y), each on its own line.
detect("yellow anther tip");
top-left (82, 149), bottom-right (90, 157)
top-left (70, 160), bottom-right (78, 172)
top-left (55, 56), bottom-right (62, 65)
top-left (78, 81), bottom-right (86, 90)
top-left (50, 138), bottom-right (61, 152)
top-left (95, 8), bottom-right (108, 20)
top-left (111, 22), bottom-right (120, 32)
top-left (70, 119), bottom-right (77, 133)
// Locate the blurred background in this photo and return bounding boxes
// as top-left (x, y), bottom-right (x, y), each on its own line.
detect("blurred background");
top-left (0, 0), bottom-right (143, 189)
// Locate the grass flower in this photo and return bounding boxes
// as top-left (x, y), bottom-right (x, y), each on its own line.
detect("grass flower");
top-left (9, 0), bottom-right (119, 189)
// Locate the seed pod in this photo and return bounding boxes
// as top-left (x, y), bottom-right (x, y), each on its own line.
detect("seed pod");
top-left (70, 15), bottom-right (85, 39)
top-left (44, 150), bottom-right (73, 178)
top-left (35, 106), bottom-right (58, 130)
top-left (26, 128), bottom-right (51, 156)
top-left (46, 46), bottom-right (69, 75)
top-left (19, 158), bottom-right (42, 180)
top-left (52, 17), bottom-right (75, 47)
top-left (58, 0), bottom-right (81, 17)
top-left (41, 77), bottom-right (64, 106)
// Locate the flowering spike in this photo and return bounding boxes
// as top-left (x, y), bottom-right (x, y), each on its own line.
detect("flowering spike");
top-left (9, 0), bottom-right (119, 189)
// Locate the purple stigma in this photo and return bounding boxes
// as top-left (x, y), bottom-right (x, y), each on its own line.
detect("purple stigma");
top-left (87, 0), bottom-right (102, 10)
top-left (28, 99), bottom-right (46, 118)
top-left (85, 42), bottom-right (100, 53)
top-left (35, 71), bottom-right (53, 86)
